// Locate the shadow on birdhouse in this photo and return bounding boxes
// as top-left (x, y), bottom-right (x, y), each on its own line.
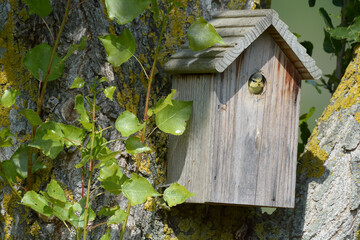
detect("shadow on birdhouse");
top-left (164, 9), bottom-right (321, 208)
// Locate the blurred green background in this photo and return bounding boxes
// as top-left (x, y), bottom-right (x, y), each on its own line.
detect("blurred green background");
top-left (272, 0), bottom-right (341, 130)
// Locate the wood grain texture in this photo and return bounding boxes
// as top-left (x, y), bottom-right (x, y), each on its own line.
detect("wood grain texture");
top-left (167, 33), bottom-right (301, 208)
top-left (163, 9), bottom-right (321, 80)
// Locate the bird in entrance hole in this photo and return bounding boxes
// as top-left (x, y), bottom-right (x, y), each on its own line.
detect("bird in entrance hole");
top-left (248, 72), bottom-right (265, 94)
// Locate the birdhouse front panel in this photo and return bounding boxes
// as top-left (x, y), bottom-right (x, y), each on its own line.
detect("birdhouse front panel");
top-left (164, 9), bottom-right (321, 208)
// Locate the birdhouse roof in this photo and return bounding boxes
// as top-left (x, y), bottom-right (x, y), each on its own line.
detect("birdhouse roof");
top-left (164, 9), bottom-right (322, 80)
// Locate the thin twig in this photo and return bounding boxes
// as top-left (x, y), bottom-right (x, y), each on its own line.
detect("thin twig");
top-left (70, 0), bottom-right (90, 12)
top-left (41, 17), bottom-right (54, 42)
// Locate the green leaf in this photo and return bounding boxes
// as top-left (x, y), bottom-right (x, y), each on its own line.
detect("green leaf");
top-left (23, 0), bottom-right (52, 17)
top-left (115, 111), bottom-right (145, 137)
top-left (0, 89), bottom-right (20, 108)
top-left (0, 128), bottom-right (13, 147)
top-left (155, 100), bottom-right (192, 135)
top-left (99, 30), bottom-right (135, 67)
top-left (104, 0), bottom-right (151, 25)
top-left (0, 160), bottom-right (20, 183)
top-left (100, 229), bottom-right (111, 240)
top-left (150, 0), bottom-right (159, 22)
top-left (70, 77), bottom-right (85, 89)
top-left (319, 8), bottom-right (334, 29)
top-left (19, 109), bottom-right (42, 127)
top-left (21, 191), bottom-right (53, 217)
top-left (332, 0), bottom-right (343, 7)
top-left (107, 209), bottom-right (127, 225)
top-left (46, 179), bottom-right (67, 203)
top-left (61, 36), bottom-right (87, 63)
top-left (98, 162), bottom-right (128, 194)
top-left (323, 29), bottom-right (342, 54)
top-left (148, 89), bottom-right (176, 117)
top-left (163, 183), bottom-right (195, 207)
top-left (125, 136), bottom-right (151, 154)
top-left (29, 121), bottom-right (64, 159)
top-left (75, 155), bottom-right (90, 169)
top-left (187, 17), bottom-right (225, 51)
top-left (9, 145), bottom-right (43, 179)
top-left (104, 86), bottom-right (116, 101)
top-left (98, 205), bottom-right (120, 217)
top-left (74, 95), bottom-right (92, 130)
top-left (69, 200), bottom-right (95, 228)
top-left (299, 107), bottom-right (315, 122)
top-left (24, 43), bottom-right (65, 82)
top-left (308, 0), bottom-right (315, 7)
top-left (261, 207), bottom-right (277, 215)
top-left (300, 41), bottom-right (313, 56)
top-left (58, 123), bottom-right (85, 147)
top-left (121, 174), bottom-right (160, 206)
top-left (329, 17), bottom-right (360, 42)
top-left (98, 151), bottom-right (120, 162)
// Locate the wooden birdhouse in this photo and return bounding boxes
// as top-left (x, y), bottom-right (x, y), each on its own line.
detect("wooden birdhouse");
top-left (163, 10), bottom-right (322, 208)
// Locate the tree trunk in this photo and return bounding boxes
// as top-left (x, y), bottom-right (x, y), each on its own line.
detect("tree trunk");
top-left (1, 0), bottom-right (359, 239)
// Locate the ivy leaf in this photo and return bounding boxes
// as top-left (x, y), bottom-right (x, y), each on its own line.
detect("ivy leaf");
top-left (125, 136), bottom-right (151, 154)
top-left (148, 89), bottom-right (176, 117)
top-left (23, 0), bottom-right (52, 17)
top-left (163, 183), bottom-right (195, 207)
top-left (121, 174), bottom-right (160, 206)
top-left (155, 100), bottom-right (192, 135)
top-left (99, 30), bottom-right (135, 67)
top-left (98, 162), bottom-right (128, 194)
top-left (187, 17), bottom-right (225, 51)
top-left (61, 36), bottom-right (87, 63)
top-left (24, 43), bottom-right (65, 82)
top-left (21, 191), bottom-right (53, 217)
top-left (0, 128), bottom-right (13, 147)
top-left (19, 109), bottom-right (42, 127)
top-left (100, 229), bottom-right (111, 240)
top-left (115, 111), bottom-right (145, 137)
top-left (70, 77), bottom-right (85, 89)
top-left (107, 209), bottom-right (128, 225)
top-left (74, 95), bottom-right (92, 130)
top-left (0, 89), bottom-right (20, 108)
top-left (104, 86), bottom-right (116, 101)
top-left (104, 0), bottom-right (151, 25)
top-left (29, 121), bottom-right (64, 159)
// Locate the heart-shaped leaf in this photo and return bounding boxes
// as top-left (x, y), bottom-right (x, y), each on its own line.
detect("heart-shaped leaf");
top-left (122, 174), bottom-right (160, 206)
top-left (99, 29), bottom-right (135, 67)
top-left (125, 136), bottom-right (151, 154)
top-left (105, 0), bottom-right (151, 25)
top-left (23, 0), bottom-right (52, 17)
top-left (19, 109), bottom-right (42, 127)
top-left (155, 100), bottom-right (192, 135)
top-left (0, 89), bottom-right (20, 108)
top-left (104, 86), bottom-right (116, 101)
top-left (163, 183), bottom-right (195, 207)
top-left (187, 17), bottom-right (225, 51)
top-left (115, 111), bottom-right (145, 137)
top-left (24, 43), bottom-right (65, 82)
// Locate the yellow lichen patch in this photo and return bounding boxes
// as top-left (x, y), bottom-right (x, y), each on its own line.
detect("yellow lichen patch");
top-left (140, 154), bottom-right (151, 174)
top-left (144, 196), bottom-right (156, 211)
top-left (115, 68), bottom-right (140, 115)
top-left (320, 46), bottom-right (360, 122)
top-left (29, 221), bottom-right (41, 238)
top-left (3, 193), bottom-right (15, 240)
top-left (355, 111), bottom-right (360, 123)
top-left (299, 128), bottom-right (328, 178)
top-left (228, 0), bottom-right (247, 9)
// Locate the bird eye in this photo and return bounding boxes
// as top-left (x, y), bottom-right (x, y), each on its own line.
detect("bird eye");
top-left (248, 72), bottom-right (266, 95)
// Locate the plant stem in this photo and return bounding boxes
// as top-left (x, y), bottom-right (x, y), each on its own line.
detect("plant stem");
top-left (119, 203), bottom-right (131, 240)
top-left (27, 0), bottom-right (72, 188)
top-left (83, 89), bottom-right (97, 240)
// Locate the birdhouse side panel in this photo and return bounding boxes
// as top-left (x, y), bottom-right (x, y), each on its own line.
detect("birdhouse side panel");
top-left (167, 74), bottom-right (218, 203)
top-left (254, 38), bottom-right (301, 208)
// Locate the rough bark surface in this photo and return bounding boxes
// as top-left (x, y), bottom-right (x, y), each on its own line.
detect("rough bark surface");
top-left (1, 0), bottom-right (359, 240)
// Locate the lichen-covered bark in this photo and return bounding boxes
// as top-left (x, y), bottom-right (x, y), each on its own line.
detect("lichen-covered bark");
top-left (5, 0), bottom-right (359, 240)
